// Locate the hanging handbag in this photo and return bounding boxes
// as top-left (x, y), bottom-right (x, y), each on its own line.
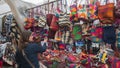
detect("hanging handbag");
top-left (115, 0), bottom-right (120, 25)
top-left (78, 5), bottom-right (88, 19)
top-left (115, 0), bottom-right (120, 18)
top-left (24, 18), bottom-right (34, 30)
top-left (98, 0), bottom-right (115, 23)
top-left (22, 50), bottom-right (35, 68)
top-left (77, 0), bottom-right (88, 19)
top-left (61, 30), bottom-right (71, 44)
top-left (88, 0), bottom-right (98, 19)
top-left (58, 14), bottom-right (71, 27)
top-left (50, 15), bottom-right (59, 31)
top-left (72, 25), bottom-right (82, 40)
top-left (46, 14), bottom-right (54, 26)
top-left (38, 16), bottom-right (46, 27)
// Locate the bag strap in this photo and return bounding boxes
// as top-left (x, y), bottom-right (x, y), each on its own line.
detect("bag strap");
top-left (22, 50), bottom-right (35, 68)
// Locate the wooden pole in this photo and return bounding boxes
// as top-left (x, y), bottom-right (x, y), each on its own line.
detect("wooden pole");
top-left (48, 0), bottom-right (49, 14)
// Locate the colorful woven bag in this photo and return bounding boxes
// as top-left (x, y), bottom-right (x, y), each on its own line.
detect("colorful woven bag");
top-left (50, 15), bottom-right (59, 31)
top-left (72, 25), bottom-right (82, 40)
top-left (98, 0), bottom-right (114, 22)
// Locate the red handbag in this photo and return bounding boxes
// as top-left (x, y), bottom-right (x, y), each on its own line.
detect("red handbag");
top-left (46, 14), bottom-right (54, 26)
top-left (50, 15), bottom-right (59, 31)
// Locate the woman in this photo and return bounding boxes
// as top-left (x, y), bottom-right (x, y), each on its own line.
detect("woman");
top-left (15, 32), bottom-right (47, 68)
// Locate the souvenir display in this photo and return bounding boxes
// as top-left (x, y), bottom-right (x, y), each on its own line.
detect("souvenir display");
top-left (0, 0), bottom-right (120, 68)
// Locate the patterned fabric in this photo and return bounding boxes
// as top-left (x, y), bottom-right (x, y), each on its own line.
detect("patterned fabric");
top-left (58, 14), bottom-right (71, 26)
top-left (90, 26), bottom-right (103, 43)
top-left (61, 31), bottom-right (70, 44)
top-left (117, 30), bottom-right (120, 49)
top-left (0, 42), bottom-right (10, 58)
top-left (4, 14), bottom-right (13, 34)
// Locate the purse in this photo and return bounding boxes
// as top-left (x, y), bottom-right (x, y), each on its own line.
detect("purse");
top-left (88, 0), bottom-right (98, 19)
top-left (58, 14), bottom-right (71, 27)
top-left (98, 0), bottom-right (115, 22)
top-left (46, 14), bottom-right (54, 26)
top-left (50, 15), bottom-right (59, 31)
top-left (22, 50), bottom-right (35, 68)
top-left (115, 0), bottom-right (120, 18)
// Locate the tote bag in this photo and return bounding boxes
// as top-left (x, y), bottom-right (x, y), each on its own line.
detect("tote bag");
top-left (98, 0), bottom-right (114, 22)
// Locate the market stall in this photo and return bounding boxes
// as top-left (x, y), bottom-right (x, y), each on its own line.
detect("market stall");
top-left (0, 0), bottom-right (120, 68)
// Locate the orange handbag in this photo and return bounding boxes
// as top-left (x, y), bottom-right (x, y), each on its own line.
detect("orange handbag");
top-left (98, 2), bottom-right (114, 23)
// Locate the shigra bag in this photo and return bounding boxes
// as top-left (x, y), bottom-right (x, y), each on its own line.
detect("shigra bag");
top-left (72, 25), bottom-right (82, 40)
top-left (58, 14), bottom-right (71, 27)
top-left (117, 29), bottom-right (120, 50)
top-left (98, 0), bottom-right (114, 22)
top-left (59, 25), bottom-right (71, 44)
top-left (103, 26), bottom-right (116, 44)
top-left (50, 15), bottom-right (59, 31)
top-left (115, 0), bottom-right (120, 25)
top-left (46, 14), bottom-right (54, 26)
top-left (87, 0), bottom-right (98, 19)
top-left (24, 18), bottom-right (34, 30)
top-left (77, 1), bottom-right (88, 19)
top-left (78, 5), bottom-right (87, 19)
top-left (61, 30), bottom-right (71, 44)
top-left (47, 14), bottom-right (57, 39)
top-left (115, 0), bottom-right (120, 18)
top-left (90, 26), bottom-right (103, 43)
top-left (38, 16), bottom-right (46, 27)
top-left (69, 0), bottom-right (78, 22)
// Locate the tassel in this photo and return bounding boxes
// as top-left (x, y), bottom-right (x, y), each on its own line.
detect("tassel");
top-left (101, 52), bottom-right (107, 63)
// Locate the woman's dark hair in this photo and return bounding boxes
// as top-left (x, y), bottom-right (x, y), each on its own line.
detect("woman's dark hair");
top-left (17, 31), bottom-right (32, 51)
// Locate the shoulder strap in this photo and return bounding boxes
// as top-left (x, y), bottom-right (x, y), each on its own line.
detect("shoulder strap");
top-left (22, 50), bottom-right (35, 68)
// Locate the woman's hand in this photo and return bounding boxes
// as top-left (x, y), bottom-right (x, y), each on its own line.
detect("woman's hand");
top-left (43, 37), bottom-right (48, 42)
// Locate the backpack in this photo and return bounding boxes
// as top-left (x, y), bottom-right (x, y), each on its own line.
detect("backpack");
top-left (103, 26), bottom-right (116, 44)
top-left (72, 25), bottom-right (82, 40)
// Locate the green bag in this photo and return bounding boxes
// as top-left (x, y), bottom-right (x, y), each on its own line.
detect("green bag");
top-left (72, 25), bottom-right (82, 40)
